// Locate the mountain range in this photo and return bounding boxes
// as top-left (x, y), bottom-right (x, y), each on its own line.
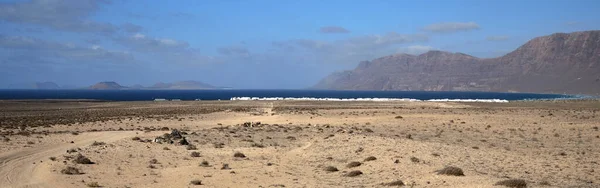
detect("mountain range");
top-left (314, 30), bottom-right (600, 95)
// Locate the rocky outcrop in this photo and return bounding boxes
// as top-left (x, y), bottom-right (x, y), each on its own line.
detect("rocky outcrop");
top-left (314, 30), bottom-right (600, 95)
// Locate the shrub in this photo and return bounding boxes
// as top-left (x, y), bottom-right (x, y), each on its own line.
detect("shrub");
top-left (186, 144), bottom-right (197, 150)
top-left (345, 170), bottom-right (363, 177)
top-left (60, 166), bottom-right (82, 175)
top-left (86, 182), bottom-right (101, 187)
top-left (410, 157), bottom-right (420, 163)
top-left (364, 156), bottom-right (377, 162)
top-left (149, 158), bottom-right (159, 164)
top-left (324, 166), bottom-right (339, 172)
top-left (49, 156), bottom-right (57, 161)
top-left (383, 180), bottom-right (405, 186)
top-left (200, 160), bottom-right (210, 167)
top-left (221, 163), bottom-right (230, 170)
top-left (234, 152), bottom-right (246, 158)
top-left (346, 161), bottom-right (362, 168)
top-left (190, 151), bottom-right (201, 157)
top-left (74, 154), bottom-right (94, 164)
top-left (91, 141), bottom-right (105, 146)
top-left (190, 180), bottom-right (202, 185)
top-left (494, 179), bottom-right (527, 188)
top-left (435, 166), bottom-right (464, 176)
top-left (131, 137), bottom-right (141, 141)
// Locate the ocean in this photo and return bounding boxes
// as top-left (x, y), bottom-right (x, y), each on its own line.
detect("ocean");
top-left (0, 89), bottom-right (577, 101)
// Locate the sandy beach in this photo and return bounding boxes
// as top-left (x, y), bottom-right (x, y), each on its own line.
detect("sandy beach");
top-left (1, 100), bottom-right (599, 188)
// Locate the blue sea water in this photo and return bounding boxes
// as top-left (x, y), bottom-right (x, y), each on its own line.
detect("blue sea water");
top-left (0, 89), bottom-right (576, 101)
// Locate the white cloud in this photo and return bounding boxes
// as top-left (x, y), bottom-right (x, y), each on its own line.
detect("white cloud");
top-left (0, 35), bottom-right (134, 63)
top-left (399, 45), bottom-right (435, 55)
top-left (422, 22), bottom-right (480, 33)
top-left (319, 26), bottom-right (350, 34)
top-left (486, 35), bottom-right (510, 41)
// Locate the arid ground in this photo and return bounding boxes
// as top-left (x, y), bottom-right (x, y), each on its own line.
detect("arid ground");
top-left (1, 100), bottom-right (599, 188)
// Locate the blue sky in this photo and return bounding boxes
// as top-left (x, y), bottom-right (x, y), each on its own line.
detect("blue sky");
top-left (0, 0), bottom-right (599, 89)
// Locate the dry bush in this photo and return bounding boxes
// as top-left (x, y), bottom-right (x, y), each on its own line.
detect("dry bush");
top-left (91, 141), bottom-right (105, 146)
top-left (74, 154), bottom-right (94, 164)
top-left (221, 163), bottom-right (231, 170)
top-left (324, 166), bottom-right (339, 172)
top-left (149, 158), bottom-right (159, 164)
top-left (163, 147), bottom-right (170, 150)
top-left (190, 180), bottom-right (202, 185)
top-left (200, 160), bottom-right (210, 167)
top-left (251, 143), bottom-right (265, 148)
top-left (131, 137), bottom-right (141, 141)
top-left (234, 152), bottom-right (246, 158)
top-left (60, 166), bottom-right (82, 175)
top-left (364, 156), bottom-right (377, 162)
top-left (494, 179), bottom-right (527, 188)
top-left (186, 144), bottom-right (197, 150)
top-left (435, 166), bottom-right (464, 176)
top-left (345, 170), bottom-right (363, 177)
top-left (410, 157), bottom-right (420, 163)
top-left (213, 142), bottom-right (225, 148)
top-left (190, 151), bottom-right (201, 157)
top-left (383, 180), bottom-right (405, 186)
top-left (49, 156), bottom-right (57, 161)
top-left (364, 128), bottom-right (374, 133)
top-left (86, 182), bottom-right (101, 187)
top-left (346, 161), bottom-right (362, 168)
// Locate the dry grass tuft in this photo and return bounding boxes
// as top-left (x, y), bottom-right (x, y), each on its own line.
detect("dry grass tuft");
top-left (494, 179), bottom-right (527, 188)
top-left (190, 151), bottom-right (201, 157)
top-left (435, 166), bottom-right (464, 176)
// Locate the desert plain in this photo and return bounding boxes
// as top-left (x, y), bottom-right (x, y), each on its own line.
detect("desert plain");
top-left (0, 100), bottom-right (599, 188)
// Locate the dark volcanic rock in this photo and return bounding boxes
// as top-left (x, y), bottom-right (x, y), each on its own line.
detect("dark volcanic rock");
top-left (314, 30), bottom-right (600, 95)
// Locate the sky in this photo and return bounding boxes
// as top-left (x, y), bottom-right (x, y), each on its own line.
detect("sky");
top-left (0, 0), bottom-right (599, 89)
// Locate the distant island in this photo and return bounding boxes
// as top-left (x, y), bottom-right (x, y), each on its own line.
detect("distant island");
top-left (87, 80), bottom-right (228, 90)
top-left (4, 80), bottom-right (228, 90)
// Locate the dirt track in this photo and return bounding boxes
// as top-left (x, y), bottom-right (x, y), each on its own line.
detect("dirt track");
top-left (0, 131), bottom-right (136, 188)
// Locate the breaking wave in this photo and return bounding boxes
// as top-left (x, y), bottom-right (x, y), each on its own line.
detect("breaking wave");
top-left (230, 97), bottom-right (509, 103)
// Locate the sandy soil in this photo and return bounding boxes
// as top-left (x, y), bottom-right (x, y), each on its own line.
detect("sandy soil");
top-left (1, 100), bottom-right (599, 188)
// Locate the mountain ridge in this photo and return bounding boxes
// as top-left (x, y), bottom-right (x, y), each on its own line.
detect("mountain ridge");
top-left (314, 30), bottom-right (600, 95)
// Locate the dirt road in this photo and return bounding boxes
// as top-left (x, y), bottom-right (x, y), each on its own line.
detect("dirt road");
top-left (0, 131), bottom-right (136, 188)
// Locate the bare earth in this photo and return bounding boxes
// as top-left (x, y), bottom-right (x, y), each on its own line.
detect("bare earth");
top-left (0, 100), bottom-right (599, 188)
